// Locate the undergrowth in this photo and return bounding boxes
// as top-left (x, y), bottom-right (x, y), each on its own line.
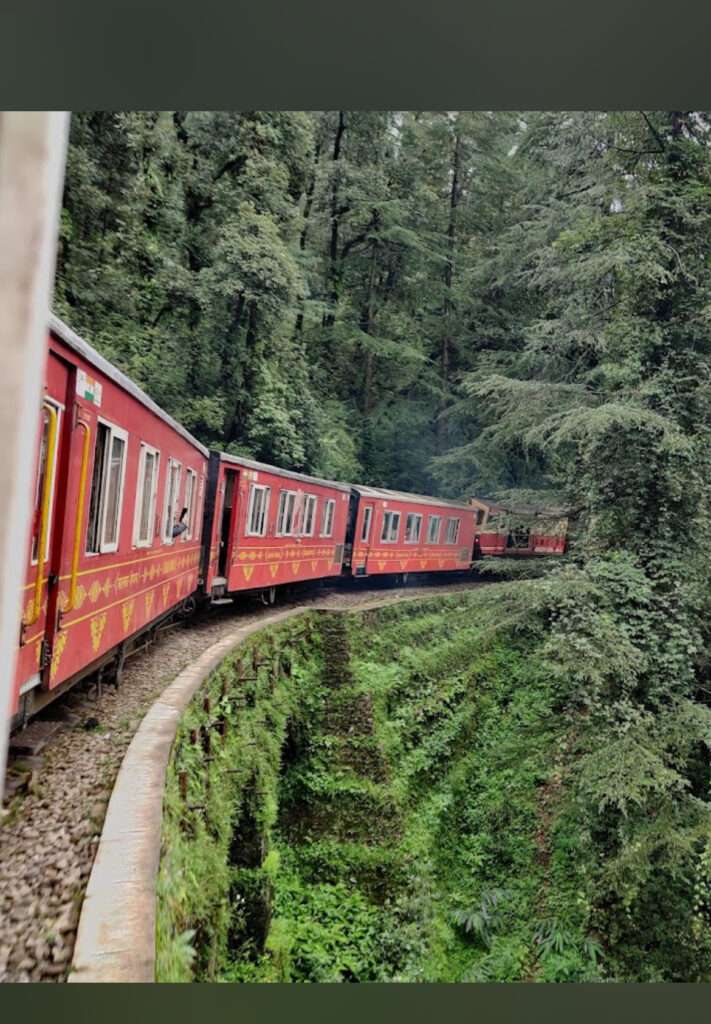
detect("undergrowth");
top-left (156, 585), bottom-right (603, 982)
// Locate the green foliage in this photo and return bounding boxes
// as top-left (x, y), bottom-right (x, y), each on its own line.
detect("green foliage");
top-left (55, 109), bottom-right (532, 495)
top-left (265, 875), bottom-right (384, 982)
top-left (460, 111), bottom-right (711, 980)
top-left (155, 616), bottom-right (324, 982)
top-left (89, 109), bottom-right (711, 982)
top-left (452, 888), bottom-right (511, 948)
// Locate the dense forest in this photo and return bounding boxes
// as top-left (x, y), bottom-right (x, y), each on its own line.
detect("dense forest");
top-left (54, 110), bottom-right (536, 495)
top-left (55, 111), bottom-right (711, 980)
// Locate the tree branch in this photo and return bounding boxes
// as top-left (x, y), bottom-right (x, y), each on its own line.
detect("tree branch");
top-left (213, 154), bottom-right (247, 183)
top-left (639, 111), bottom-right (666, 152)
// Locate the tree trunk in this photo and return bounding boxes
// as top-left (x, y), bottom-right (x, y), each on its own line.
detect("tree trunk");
top-left (360, 230), bottom-right (379, 415)
top-left (294, 139), bottom-right (322, 338)
top-left (226, 300), bottom-right (258, 444)
top-left (438, 128), bottom-right (462, 450)
top-left (323, 112), bottom-right (346, 329)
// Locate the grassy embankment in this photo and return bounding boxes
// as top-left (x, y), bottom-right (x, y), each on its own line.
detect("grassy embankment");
top-left (156, 583), bottom-right (598, 982)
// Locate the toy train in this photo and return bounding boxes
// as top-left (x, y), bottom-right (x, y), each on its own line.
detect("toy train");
top-left (9, 316), bottom-right (567, 729)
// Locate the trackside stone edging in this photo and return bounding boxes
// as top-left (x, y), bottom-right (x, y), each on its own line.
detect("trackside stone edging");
top-left (68, 606), bottom-right (304, 983)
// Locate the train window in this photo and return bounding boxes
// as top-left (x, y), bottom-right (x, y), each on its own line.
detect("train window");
top-left (277, 489), bottom-right (297, 536)
top-left (184, 468), bottom-right (197, 540)
top-left (405, 513), bottom-right (422, 543)
top-left (86, 425), bottom-right (109, 553)
top-left (445, 517), bottom-right (461, 544)
top-left (196, 474), bottom-right (206, 541)
top-left (246, 483), bottom-right (270, 536)
top-left (133, 444), bottom-right (160, 547)
top-left (302, 494), bottom-right (317, 536)
top-left (360, 506), bottom-right (373, 542)
top-left (162, 459), bottom-right (182, 544)
top-left (102, 433), bottom-right (127, 550)
top-left (380, 509), bottom-right (401, 543)
top-left (426, 515), bottom-right (441, 544)
top-left (30, 401), bottom-right (61, 563)
top-left (86, 421), bottom-right (128, 555)
top-left (321, 498), bottom-right (335, 538)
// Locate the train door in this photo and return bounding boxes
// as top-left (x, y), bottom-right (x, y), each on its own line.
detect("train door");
top-left (218, 469), bottom-right (239, 578)
top-left (360, 503), bottom-right (375, 573)
top-left (17, 352), bottom-right (71, 706)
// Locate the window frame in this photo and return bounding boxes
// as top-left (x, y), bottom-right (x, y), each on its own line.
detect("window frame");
top-left (301, 493), bottom-right (317, 537)
top-left (162, 457), bottom-right (183, 545)
top-left (195, 473), bottom-right (206, 542)
top-left (86, 417), bottom-right (128, 556)
top-left (320, 497), bottom-right (336, 538)
top-left (426, 514), bottom-right (442, 545)
top-left (183, 467), bottom-right (197, 541)
top-left (360, 505), bottom-right (373, 543)
top-left (446, 517), bottom-right (461, 545)
top-left (246, 482), bottom-right (271, 538)
top-left (277, 488), bottom-right (298, 537)
top-left (30, 398), bottom-right (62, 565)
top-left (132, 443), bottom-right (161, 549)
top-left (380, 509), bottom-right (401, 544)
top-left (404, 512), bottom-right (423, 544)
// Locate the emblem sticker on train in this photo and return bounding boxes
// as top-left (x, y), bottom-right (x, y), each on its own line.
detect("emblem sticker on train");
top-left (76, 368), bottom-right (102, 406)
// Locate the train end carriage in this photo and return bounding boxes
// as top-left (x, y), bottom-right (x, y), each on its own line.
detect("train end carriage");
top-left (348, 485), bottom-right (476, 578)
top-left (203, 453), bottom-right (351, 604)
top-left (13, 316), bottom-right (209, 726)
top-left (470, 496), bottom-right (568, 558)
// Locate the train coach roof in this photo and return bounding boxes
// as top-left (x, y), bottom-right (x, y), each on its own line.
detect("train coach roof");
top-left (49, 315), bottom-right (209, 458)
top-left (472, 494), bottom-right (571, 517)
top-left (350, 484), bottom-right (472, 511)
top-left (217, 451), bottom-right (352, 493)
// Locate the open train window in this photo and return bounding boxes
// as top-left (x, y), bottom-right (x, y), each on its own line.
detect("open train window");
top-left (301, 494), bottom-right (317, 537)
top-left (30, 400), bottom-right (61, 564)
top-left (405, 512), bottom-right (422, 543)
top-left (426, 514), bottom-right (441, 544)
top-left (86, 420), bottom-right (128, 555)
top-left (445, 517), bottom-right (461, 545)
top-left (246, 483), bottom-right (270, 537)
top-left (184, 468), bottom-right (197, 540)
top-left (380, 509), bottom-right (400, 543)
top-left (133, 444), bottom-right (160, 548)
top-left (321, 498), bottom-right (335, 538)
top-left (277, 489), bottom-right (298, 536)
top-left (195, 473), bottom-right (206, 541)
top-left (162, 458), bottom-right (182, 544)
top-left (360, 505), bottom-right (373, 542)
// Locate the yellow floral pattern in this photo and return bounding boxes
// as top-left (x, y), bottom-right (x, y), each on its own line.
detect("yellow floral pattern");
top-left (90, 613), bottom-right (108, 652)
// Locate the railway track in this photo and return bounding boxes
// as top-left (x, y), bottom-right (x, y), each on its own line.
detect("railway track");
top-left (0, 574), bottom-right (480, 983)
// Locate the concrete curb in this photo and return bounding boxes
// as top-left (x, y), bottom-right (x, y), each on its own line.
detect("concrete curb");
top-left (69, 606), bottom-right (304, 983)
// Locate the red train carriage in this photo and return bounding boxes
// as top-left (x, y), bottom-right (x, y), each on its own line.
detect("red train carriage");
top-left (348, 486), bottom-right (476, 578)
top-left (13, 316), bottom-right (209, 726)
top-left (470, 497), bottom-right (568, 557)
top-left (203, 453), bottom-right (351, 603)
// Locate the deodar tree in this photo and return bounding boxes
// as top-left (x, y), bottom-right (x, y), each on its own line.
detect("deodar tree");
top-left (466, 111), bottom-right (711, 979)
